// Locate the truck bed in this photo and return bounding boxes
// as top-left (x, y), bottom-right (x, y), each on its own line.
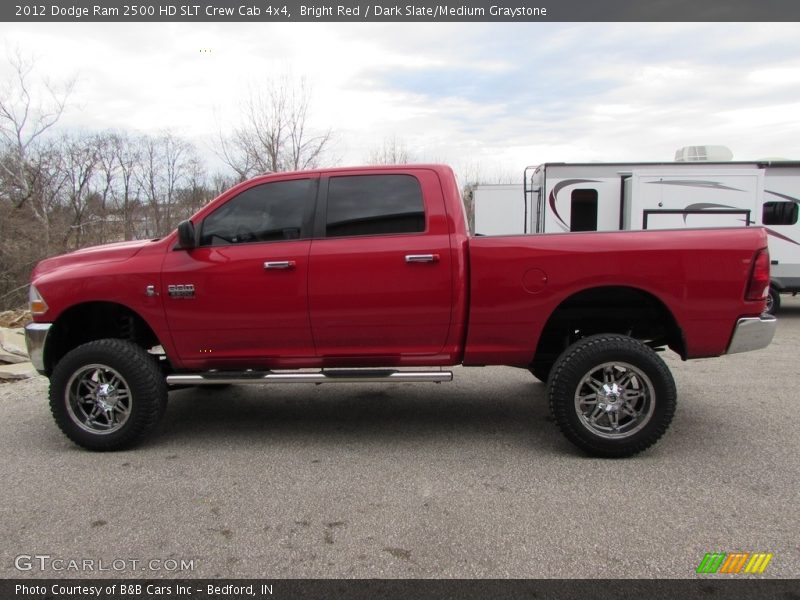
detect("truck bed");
top-left (464, 227), bottom-right (769, 366)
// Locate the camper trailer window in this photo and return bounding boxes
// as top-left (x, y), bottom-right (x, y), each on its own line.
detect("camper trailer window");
top-left (571, 189), bottom-right (598, 232)
top-left (762, 201), bottom-right (799, 226)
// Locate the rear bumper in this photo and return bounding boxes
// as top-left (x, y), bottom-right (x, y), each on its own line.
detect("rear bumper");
top-left (726, 315), bottom-right (777, 355)
top-left (24, 323), bottom-right (52, 376)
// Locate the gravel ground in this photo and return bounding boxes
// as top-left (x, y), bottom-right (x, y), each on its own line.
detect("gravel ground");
top-left (1, 297), bottom-right (798, 579)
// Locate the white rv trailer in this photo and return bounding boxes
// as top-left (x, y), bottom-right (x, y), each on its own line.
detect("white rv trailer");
top-left (473, 184), bottom-right (528, 235)
top-left (474, 161), bottom-right (800, 313)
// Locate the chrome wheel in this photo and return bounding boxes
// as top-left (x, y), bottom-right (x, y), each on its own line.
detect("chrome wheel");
top-left (51, 339), bottom-right (167, 450)
top-left (574, 361), bottom-right (655, 440)
top-left (65, 364), bottom-right (132, 435)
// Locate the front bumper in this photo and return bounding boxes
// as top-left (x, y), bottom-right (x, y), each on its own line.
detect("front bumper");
top-left (24, 323), bottom-right (52, 376)
top-left (727, 315), bottom-right (777, 355)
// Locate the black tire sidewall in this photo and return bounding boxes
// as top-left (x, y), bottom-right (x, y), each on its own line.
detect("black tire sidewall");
top-left (548, 335), bottom-right (676, 458)
top-left (766, 288), bottom-right (780, 315)
top-left (49, 339), bottom-right (167, 451)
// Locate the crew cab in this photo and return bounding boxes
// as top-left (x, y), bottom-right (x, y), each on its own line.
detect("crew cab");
top-left (25, 165), bottom-right (776, 456)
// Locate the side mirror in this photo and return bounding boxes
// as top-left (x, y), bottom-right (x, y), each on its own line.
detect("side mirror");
top-left (176, 220), bottom-right (196, 250)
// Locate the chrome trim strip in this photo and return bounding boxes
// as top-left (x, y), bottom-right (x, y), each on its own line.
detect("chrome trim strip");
top-left (167, 371), bottom-right (453, 386)
top-left (727, 315), bottom-right (777, 355)
top-left (24, 323), bottom-right (52, 375)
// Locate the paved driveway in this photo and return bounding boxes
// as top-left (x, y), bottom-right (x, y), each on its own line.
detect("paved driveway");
top-left (2, 297), bottom-right (798, 578)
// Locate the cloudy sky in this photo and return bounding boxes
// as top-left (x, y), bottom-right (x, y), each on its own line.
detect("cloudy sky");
top-left (2, 22), bottom-right (799, 182)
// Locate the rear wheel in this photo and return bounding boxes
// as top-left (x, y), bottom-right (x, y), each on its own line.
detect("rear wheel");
top-left (49, 339), bottom-right (167, 451)
top-left (765, 287), bottom-right (780, 315)
top-left (547, 334), bottom-right (676, 458)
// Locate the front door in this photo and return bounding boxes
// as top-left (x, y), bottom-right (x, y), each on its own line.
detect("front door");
top-left (162, 176), bottom-right (317, 368)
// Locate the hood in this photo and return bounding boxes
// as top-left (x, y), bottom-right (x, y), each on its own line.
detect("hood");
top-left (31, 239), bottom-right (157, 278)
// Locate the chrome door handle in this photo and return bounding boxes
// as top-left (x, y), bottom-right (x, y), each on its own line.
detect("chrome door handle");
top-left (405, 254), bottom-right (439, 264)
top-left (263, 260), bottom-right (296, 270)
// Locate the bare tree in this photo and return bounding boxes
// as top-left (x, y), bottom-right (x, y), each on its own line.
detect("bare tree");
top-left (160, 133), bottom-right (193, 233)
top-left (367, 135), bottom-right (415, 165)
top-left (60, 133), bottom-right (101, 249)
top-left (178, 156), bottom-right (212, 217)
top-left (93, 133), bottom-right (118, 244)
top-left (108, 132), bottom-right (143, 241)
top-left (137, 135), bottom-right (160, 236)
top-left (210, 172), bottom-right (236, 197)
top-left (0, 139), bottom-right (69, 252)
top-left (218, 74), bottom-right (332, 180)
top-left (0, 49), bottom-right (74, 209)
top-left (137, 132), bottom-right (198, 237)
top-left (0, 138), bottom-right (68, 308)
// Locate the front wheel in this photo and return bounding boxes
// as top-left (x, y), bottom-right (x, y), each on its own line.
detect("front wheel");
top-left (547, 334), bottom-right (676, 458)
top-left (49, 339), bottom-right (168, 451)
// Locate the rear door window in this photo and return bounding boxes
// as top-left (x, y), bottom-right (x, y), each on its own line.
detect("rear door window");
top-left (325, 174), bottom-right (425, 237)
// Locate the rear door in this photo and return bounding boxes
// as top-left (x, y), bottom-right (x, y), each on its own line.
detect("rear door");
top-left (308, 169), bottom-right (453, 359)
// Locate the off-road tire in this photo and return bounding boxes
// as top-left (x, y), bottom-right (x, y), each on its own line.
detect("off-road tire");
top-left (547, 334), bottom-right (676, 458)
top-left (49, 339), bottom-right (168, 451)
top-left (766, 287), bottom-right (780, 315)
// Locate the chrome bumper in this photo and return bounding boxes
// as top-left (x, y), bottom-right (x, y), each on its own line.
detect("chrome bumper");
top-left (727, 315), bottom-right (777, 355)
top-left (24, 323), bottom-right (52, 375)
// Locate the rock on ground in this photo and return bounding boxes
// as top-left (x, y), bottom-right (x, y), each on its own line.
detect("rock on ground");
top-left (0, 326), bottom-right (34, 382)
top-left (0, 309), bottom-right (31, 328)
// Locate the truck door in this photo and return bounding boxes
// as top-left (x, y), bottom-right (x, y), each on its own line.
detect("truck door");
top-left (161, 176), bottom-right (318, 367)
top-left (308, 169), bottom-right (453, 359)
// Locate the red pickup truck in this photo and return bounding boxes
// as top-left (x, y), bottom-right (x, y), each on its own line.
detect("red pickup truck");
top-left (25, 165), bottom-right (776, 456)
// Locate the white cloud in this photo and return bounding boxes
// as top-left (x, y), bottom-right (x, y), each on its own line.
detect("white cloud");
top-left (748, 65), bottom-right (800, 86)
top-left (1, 22), bottom-right (798, 182)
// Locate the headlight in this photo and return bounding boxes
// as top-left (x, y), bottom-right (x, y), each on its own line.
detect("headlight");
top-left (29, 285), bottom-right (49, 316)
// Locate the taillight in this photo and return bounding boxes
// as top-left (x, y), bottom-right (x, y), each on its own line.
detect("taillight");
top-left (745, 249), bottom-right (770, 301)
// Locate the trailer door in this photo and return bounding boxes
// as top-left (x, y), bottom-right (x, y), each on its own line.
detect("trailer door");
top-left (542, 169), bottom-right (621, 233)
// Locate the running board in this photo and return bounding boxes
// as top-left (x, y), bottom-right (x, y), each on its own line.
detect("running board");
top-left (166, 369), bottom-right (453, 386)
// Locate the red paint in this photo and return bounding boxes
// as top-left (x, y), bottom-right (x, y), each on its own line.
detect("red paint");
top-left (522, 268), bottom-right (548, 294)
top-left (30, 164), bottom-right (768, 372)
top-left (463, 227), bottom-right (768, 365)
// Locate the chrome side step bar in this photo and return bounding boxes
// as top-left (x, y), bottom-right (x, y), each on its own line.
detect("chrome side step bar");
top-left (166, 369), bottom-right (453, 386)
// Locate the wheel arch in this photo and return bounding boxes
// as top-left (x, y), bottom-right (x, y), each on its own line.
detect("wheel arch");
top-left (43, 301), bottom-right (167, 376)
top-left (532, 285), bottom-right (686, 369)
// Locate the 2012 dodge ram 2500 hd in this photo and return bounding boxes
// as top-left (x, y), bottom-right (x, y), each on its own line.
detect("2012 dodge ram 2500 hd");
top-left (25, 165), bottom-right (776, 456)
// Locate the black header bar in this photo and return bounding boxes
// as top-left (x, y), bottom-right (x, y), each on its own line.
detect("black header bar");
top-left (4, 0), bottom-right (799, 22)
top-left (2, 579), bottom-right (798, 600)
